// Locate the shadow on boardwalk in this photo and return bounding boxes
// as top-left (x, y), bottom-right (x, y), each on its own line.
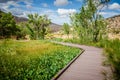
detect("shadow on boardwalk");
top-left (52, 42), bottom-right (112, 80)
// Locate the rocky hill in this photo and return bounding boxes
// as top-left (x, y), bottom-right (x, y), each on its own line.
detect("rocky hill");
top-left (106, 15), bottom-right (120, 39)
top-left (106, 15), bottom-right (120, 29)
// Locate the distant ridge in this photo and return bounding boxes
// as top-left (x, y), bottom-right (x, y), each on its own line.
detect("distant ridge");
top-left (0, 10), bottom-right (28, 23)
top-left (14, 16), bottom-right (62, 32)
top-left (0, 10), bottom-right (61, 32)
top-left (14, 16), bottom-right (28, 23)
top-left (49, 23), bottom-right (62, 32)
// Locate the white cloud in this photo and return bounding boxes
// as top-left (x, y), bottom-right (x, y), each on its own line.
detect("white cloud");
top-left (0, 1), bottom-right (20, 11)
top-left (99, 12), bottom-right (108, 15)
top-left (26, 5), bottom-right (32, 9)
top-left (54, 0), bottom-right (71, 6)
top-left (23, 0), bottom-right (33, 5)
top-left (0, 0), bottom-right (33, 11)
top-left (23, 0), bottom-right (33, 8)
top-left (97, 4), bottom-right (107, 10)
top-left (49, 14), bottom-right (70, 25)
top-left (109, 3), bottom-right (120, 10)
top-left (0, 0), bottom-right (72, 25)
top-left (7, 1), bottom-right (19, 7)
top-left (57, 9), bottom-right (76, 15)
top-left (0, 0), bottom-right (34, 17)
top-left (99, 11), bottom-right (120, 18)
top-left (97, 3), bottom-right (120, 11)
top-left (41, 3), bottom-right (48, 7)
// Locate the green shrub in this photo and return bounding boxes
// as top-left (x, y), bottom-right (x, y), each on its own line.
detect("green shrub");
top-left (104, 39), bottom-right (120, 80)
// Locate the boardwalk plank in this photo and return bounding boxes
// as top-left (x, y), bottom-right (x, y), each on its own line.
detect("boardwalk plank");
top-left (52, 42), bottom-right (111, 80)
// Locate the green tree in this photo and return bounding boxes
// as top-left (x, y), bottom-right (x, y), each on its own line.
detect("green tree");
top-left (16, 22), bottom-right (31, 39)
top-left (62, 23), bottom-right (70, 38)
top-left (71, 0), bottom-right (109, 42)
top-left (27, 13), bottom-right (51, 39)
top-left (0, 12), bottom-right (20, 38)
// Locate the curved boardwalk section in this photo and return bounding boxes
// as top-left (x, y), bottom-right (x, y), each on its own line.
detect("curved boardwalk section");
top-left (52, 42), bottom-right (111, 80)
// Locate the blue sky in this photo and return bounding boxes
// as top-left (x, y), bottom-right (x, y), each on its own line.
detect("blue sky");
top-left (0, 0), bottom-right (120, 25)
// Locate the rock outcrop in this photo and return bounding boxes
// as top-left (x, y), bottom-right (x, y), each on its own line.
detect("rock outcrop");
top-left (106, 15), bottom-right (120, 39)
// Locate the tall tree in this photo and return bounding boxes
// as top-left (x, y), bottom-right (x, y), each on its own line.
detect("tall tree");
top-left (0, 12), bottom-right (20, 38)
top-left (71, 0), bottom-right (110, 42)
top-left (62, 23), bottom-right (70, 38)
top-left (27, 13), bottom-right (51, 39)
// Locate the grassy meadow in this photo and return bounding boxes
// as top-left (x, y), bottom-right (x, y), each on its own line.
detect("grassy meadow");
top-left (0, 40), bottom-right (80, 80)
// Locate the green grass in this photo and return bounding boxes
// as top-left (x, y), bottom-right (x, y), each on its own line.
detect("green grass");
top-left (104, 39), bottom-right (120, 80)
top-left (0, 40), bottom-right (80, 80)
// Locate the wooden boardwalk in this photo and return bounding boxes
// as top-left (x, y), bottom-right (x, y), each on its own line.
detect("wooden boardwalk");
top-left (52, 42), bottom-right (111, 80)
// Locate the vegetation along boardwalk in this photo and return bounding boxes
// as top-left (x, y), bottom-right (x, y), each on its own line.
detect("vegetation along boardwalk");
top-left (52, 42), bottom-right (111, 80)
